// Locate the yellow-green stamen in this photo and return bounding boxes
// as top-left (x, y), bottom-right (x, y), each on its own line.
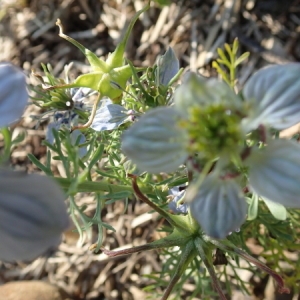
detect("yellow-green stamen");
top-left (180, 104), bottom-right (243, 159)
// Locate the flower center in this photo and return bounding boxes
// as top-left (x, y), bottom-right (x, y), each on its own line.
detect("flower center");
top-left (180, 104), bottom-right (243, 159)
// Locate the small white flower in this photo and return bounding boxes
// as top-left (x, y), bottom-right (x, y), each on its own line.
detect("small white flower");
top-left (0, 170), bottom-right (69, 261)
top-left (189, 174), bottom-right (247, 239)
top-left (0, 63), bottom-right (28, 127)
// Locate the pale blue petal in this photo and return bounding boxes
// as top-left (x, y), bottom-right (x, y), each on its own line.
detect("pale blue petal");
top-left (190, 174), bottom-right (247, 239)
top-left (168, 188), bottom-right (188, 214)
top-left (71, 87), bottom-right (94, 102)
top-left (174, 73), bottom-right (241, 114)
top-left (0, 63), bottom-right (28, 127)
top-left (0, 170), bottom-right (69, 261)
top-left (248, 139), bottom-right (300, 207)
top-left (46, 122), bottom-right (60, 144)
top-left (91, 98), bottom-right (131, 131)
top-left (157, 47), bottom-right (180, 86)
top-left (242, 63), bottom-right (300, 131)
top-left (71, 130), bottom-right (87, 158)
top-left (122, 107), bottom-right (189, 173)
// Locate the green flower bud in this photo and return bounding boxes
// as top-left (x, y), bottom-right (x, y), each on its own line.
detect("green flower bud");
top-left (52, 4), bottom-right (149, 101)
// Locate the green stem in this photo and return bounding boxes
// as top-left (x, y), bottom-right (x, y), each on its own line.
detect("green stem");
top-left (206, 237), bottom-right (290, 295)
top-left (194, 237), bottom-right (227, 300)
top-left (101, 233), bottom-right (190, 258)
top-left (56, 19), bottom-right (108, 72)
top-left (54, 176), bottom-right (155, 195)
top-left (129, 174), bottom-right (193, 233)
top-left (106, 2), bottom-right (150, 67)
top-left (0, 127), bottom-right (12, 164)
top-left (161, 240), bottom-right (196, 300)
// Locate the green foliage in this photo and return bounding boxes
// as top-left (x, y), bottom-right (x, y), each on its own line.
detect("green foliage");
top-left (212, 38), bottom-right (249, 88)
top-left (153, 0), bottom-right (171, 6)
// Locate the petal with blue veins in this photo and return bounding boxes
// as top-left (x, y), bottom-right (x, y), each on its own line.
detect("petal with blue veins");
top-left (248, 139), bottom-right (300, 207)
top-left (0, 170), bottom-right (69, 261)
top-left (190, 174), bottom-right (247, 239)
top-left (242, 63), bottom-right (300, 131)
top-left (122, 107), bottom-right (189, 173)
top-left (91, 98), bottom-right (131, 131)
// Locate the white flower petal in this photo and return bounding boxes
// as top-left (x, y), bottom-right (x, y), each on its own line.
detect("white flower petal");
top-left (248, 139), bottom-right (300, 207)
top-left (242, 63), bottom-right (300, 131)
top-left (0, 63), bottom-right (28, 127)
top-left (0, 170), bottom-right (69, 261)
top-left (174, 73), bottom-right (241, 114)
top-left (190, 174), bottom-right (247, 239)
top-left (122, 107), bottom-right (189, 173)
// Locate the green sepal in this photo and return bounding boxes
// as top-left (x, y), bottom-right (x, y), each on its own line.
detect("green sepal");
top-left (56, 19), bottom-right (109, 72)
top-left (167, 212), bottom-right (200, 237)
top-left (246, 194), bottom-right (258, 221)
top-left (106, 2), bottom-right (150, 69)
top-left (161, 240), bottom-right (197, 300)
top-left (73, 72), bottom-right (104, 90)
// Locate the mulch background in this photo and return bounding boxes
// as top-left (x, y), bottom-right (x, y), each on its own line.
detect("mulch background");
top-left (1, 0), bottom-right (300, 299)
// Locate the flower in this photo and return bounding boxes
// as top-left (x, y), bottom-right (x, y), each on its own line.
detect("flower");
top-left (122, 63), bottom-right (300, 239)
top-left (0, 169), bottom-right (69, 261)
top-left (242, 63), bottom-right (300, 131)
top-left (45, 87), bottom-right (93, 144)
top-left (0, 63), bottom-right (28, 127)
top-left (168, 186), bottom-right (188, 214)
